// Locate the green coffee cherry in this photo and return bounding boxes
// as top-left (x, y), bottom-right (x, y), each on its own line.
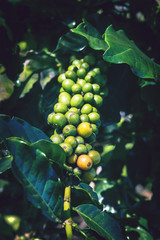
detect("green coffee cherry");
top-left (82, 83), bottom-right (93, 93)
top-left (82, 168), bottom-right (96, 181)
top-left (65, 70), bottom-right (77, 81)
top-left (85, 74), bottom-right (94, 83)
top-left (92, 106), bottom-right (98, 113)
top-left (58, 92), bottom-right (71, 107)
top-left (60, 87), bottom-right (65, 93)
top-left (67, 112), bottom-right (80, 125)
top-left (88, 112), bottom-right (100, 123)
top-left (88, 150), bottom-right (101, 165)
top-left (72, 59), bottom-right (81, 66)
top-left (77, 79), bottom-right (86, 87)
top-left (72, 83), bottom-right (82, 94)
top-left (62, 79), bottom-right (75, 93)
top-left (86, 143), bottom-right (93, 151)
top-left (75, 144), bottom-right (88, 155)
top-left (47, 112), bottom-right (55, 125)
top-left (91, 124), bottom-right (99, 135)
top-left (80, 114), bottom-right (90, 123)
top-left (50, 134), bottom-right (63, 144)
top-left (83, 55), bottom-right (96, 66)
top-left (58, 73), bottom-right (66, 83)
top-left (63, 124), bottom-right (77, 137)
top-left (64, 136), bottom-right (78, 148)
top-left (68, 64), bottom-right (78, 72)
top-left (81, 62), bottom-right (89, 71)
top-left (76, 136), bottom-right (85, 144)
top-left (92, 84), bottom-right (100, 94)
top-left (71, 94), bottom-right (84, 108)
top-left (84, 92), bottom-right (94, 103)
top-left (94, 95), bottom-right (103, 108)
top-left (60, 143), bottom-right (73, 156)
top-left (54, 102), bottom-right (68, 114)
top-left (77, 68), bottom-right (86, 78)
top-left (93, 68), bottom-right (101, 75)
top-left (52, 113), bottom-right (67, 128)
top-left (69, 107), bottom-right (80, 114)
top-left (81, 104), bottom-right (93, 114)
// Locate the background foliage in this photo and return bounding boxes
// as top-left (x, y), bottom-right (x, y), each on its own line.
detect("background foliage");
top-left (1, 0), bottom-right (160, 239)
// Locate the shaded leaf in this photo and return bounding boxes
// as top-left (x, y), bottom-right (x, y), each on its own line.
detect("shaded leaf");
top-left (72, 19), bottom-right (108, 51)
top-left (7, 138), bottom-right (64, 221)
top-left (0, 155), bottom-right (12, 174)
top-left (74, 204), bottom-right (125, 240)
top-left (72, 183), bottom-right (101, 209)
top-left (94, 180), bottom-right (114, 203)
top-left (0, 74), bottom-right (14, 101)
top-left (104, 25), bottom-right (160, 83)
top-left (55, 31), bottom-right (88, 52)
top-left (125, 226), bottom-right (153, 240)
top-left (32, 139), bottom-right (66, 167)
top-left (0, 114), bottom-right (51, 143)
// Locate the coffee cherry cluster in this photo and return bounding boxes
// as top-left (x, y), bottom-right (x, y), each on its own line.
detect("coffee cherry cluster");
top-left (48, 55), bottom-right (107, 181)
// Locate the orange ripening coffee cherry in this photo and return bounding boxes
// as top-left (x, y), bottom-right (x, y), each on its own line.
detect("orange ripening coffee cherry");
top-left (77, 154), bottom-right (93, 170)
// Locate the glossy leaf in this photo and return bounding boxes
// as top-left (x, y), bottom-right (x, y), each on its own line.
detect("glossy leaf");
top-left (74, 204), bottom-right (125, 240)
top-left (125, 226), bottom-right (153, 240)
top-left (55, 31), bottom-right (88, 52)
top-left (94, 180), bottom-right (114, 203)
top-left (104, 25), bottom-right (160, 82)
top-left (72, 19), bottom-right (108, 51)
top-left (7, 138), bottom-right (64, 221)
top-left (0, 114), bottom-right (51, 143)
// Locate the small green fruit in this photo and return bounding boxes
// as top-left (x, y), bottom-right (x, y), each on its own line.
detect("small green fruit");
top-left (81, 103), bottom-right (93, 114)
top-left (77, 68), bottom-right (86, 78)
top-left (54, 102), bottom-right (68, 114)
top-left (65, 70), bottom-right (77, 81)
top-left (84, 92), bottom-right (94, 103)
top-left (58, 92), bottom-right (71, 107)
top-left (76, 136), bottom-right (85, 144)
top-left (72, 83), bottom-right (82, 94)
top-left (80, 114), bottom-right (90, 123)
top-left (88, 150), bottom-right (101, 165)
top-left (65, 136), bottom-right (78, 148)
top-left (82, 83), bottom-right (93, 93)
top-left (60, 143), bottom-right (73, 156)
top-left (58, 73), bottom-right (66, 83)
top-left (88, 112), bottom-right (100, 123)
top-left (71, 94), bottom-right (84, 108)
top-left (63, 124), bottom-right (77, 137)
top-left (62, 79), bottom-right (75, 93)
top-left (94, 95), bottom-right (103, 108)
top-left (67, 112), bottom-right (80, 125)
top-left (82, 168), bottom-right (96, 181)
top-left (50, 134), bottom-right (63, 144)
top-left (52, 113), bottom-right (67, 128)
top-left (75, 144), bottom-right (88, 155)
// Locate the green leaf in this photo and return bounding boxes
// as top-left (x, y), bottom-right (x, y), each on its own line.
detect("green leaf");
top-left (72, 183), bottom-right (101, 209)
top-left (54, 31), bottom-right (88, 52)
top-left (125, 226), bottom-right (153, 240)
top-left (104, 25), bottom-right (160, 82)
top-left (72, 19), bottom-right (108, 51)
top-left (8, 138), bottom-right (64, 221)
top-left (74, 204), bottom-right (125, 240)
top-left (0, 155), bottom-right (12, 174)
top-left (94, 179), bottom-right (114, 202)
top-left (0, 114), bottom-right (51, 143)
top-left (32, 139), bottom-right (66, 167)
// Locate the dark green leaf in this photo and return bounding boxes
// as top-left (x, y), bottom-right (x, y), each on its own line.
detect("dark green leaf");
top-left (72, 183), bottom-right (101, 208)
top-left (0, 114), bottom-right (51, 143)
top-left (8, 138), bottom-right (64, 221)
top-left (32, 139), bottom-right (66, 167)
top-left (125, 226), bottom-right (153, 240)
top-left (74, 204), bottom-right (125, 240)
top-left (54, 31), bottom-right (88, 52)
top-left (104, 25), bottom-right (160, 82)
top-left (94, 180), bottom-right (114, 202)
top-left (0, 155), bottom-right (12, 174)
top-left (72, 19), bottom-right (108, 51)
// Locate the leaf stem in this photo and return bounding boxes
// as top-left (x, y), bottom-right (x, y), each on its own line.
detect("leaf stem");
top-left (64, 186), bottom-right (73, 240)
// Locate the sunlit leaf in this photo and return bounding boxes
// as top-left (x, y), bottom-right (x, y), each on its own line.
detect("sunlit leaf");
top-left (72, 19), bottom-right (108, 51)
top-left (0, 74), bottom-right (14, 101)
top-left (104, 25), bottom-right (160, 83)
top-left (0, 155), bottom-right (12, 174)
top-left (74, 204), bottom-right (125, 240)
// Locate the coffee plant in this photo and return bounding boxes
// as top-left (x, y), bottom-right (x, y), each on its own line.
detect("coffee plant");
top-left (1, 1), bottom-right (160, 240)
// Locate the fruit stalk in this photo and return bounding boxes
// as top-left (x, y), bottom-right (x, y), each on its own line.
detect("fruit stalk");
top-left (64, 186), bottom-right (73, 240)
